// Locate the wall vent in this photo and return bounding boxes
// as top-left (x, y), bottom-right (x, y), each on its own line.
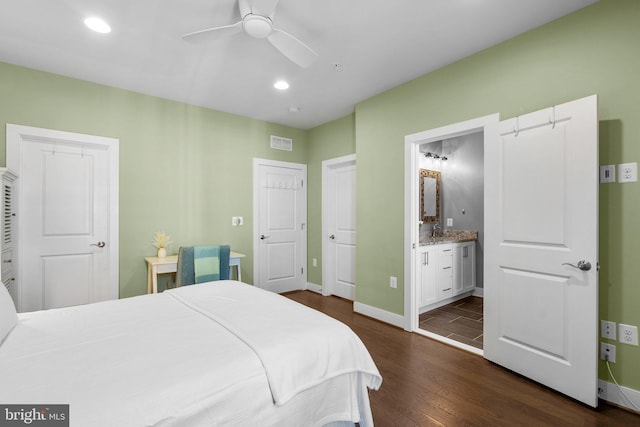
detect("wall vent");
top-left (270, 135), bottom-right (293, 151)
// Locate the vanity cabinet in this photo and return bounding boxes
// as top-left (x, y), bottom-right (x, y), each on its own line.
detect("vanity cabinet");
top-left (417, 245), bottom-right (438, 307)
top-left (453, 241), bottom-right (476, 296)
top-left (417, 240), bottom-right (476, 311)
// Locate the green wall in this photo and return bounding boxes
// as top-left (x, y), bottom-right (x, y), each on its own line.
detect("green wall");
top-left (0, 62), bottom-right (308, 297)
top-left (351, 0), bottom-right (639, 391)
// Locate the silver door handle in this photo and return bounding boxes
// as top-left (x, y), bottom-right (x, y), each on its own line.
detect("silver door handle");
top-left (90, 241), bottom-right (106, 248)
top-left (562, 260), bottom-right (591, 271)
top-left (329, 234), bottom-right (335, 240)
top-left (260, 234), bottom-right (270, 240)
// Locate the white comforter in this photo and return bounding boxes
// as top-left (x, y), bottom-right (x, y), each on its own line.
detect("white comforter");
top-left (0, 281), bottom-right (382, 426)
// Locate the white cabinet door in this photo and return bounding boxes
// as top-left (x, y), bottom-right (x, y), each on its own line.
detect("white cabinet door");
top-left (461, 242), bottom-right (476, 293)
top-left (454, 241), bottom-right (476, 295)
top-left (418, 246), bottom-right (437, 308)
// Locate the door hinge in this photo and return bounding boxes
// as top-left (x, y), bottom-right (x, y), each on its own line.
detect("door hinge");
top-left (301, 267), bottom-right (304, 274)
top-left (301, 179), bottom-right (304, 188)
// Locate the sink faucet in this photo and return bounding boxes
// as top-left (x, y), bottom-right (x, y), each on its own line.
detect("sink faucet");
top-left (431, 223), bottom-right (441, 237)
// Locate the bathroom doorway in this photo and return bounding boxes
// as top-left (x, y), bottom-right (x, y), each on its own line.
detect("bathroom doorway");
top-left (403, 114), bottom-right (498, 356)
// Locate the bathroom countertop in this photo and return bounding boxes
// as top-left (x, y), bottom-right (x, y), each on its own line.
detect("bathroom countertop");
top-left (420, 230), bottom-right (478, 245)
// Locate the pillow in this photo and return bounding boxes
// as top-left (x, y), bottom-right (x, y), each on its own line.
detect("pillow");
top-left (0, 283), bottom-right (18, 345)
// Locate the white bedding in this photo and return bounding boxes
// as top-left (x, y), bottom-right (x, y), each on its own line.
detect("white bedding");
top-left (0, 281), bottom-right (381, 426)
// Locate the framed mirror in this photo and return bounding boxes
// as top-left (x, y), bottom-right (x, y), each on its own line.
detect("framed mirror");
top-left (420, 169), bottom-right (441, 224)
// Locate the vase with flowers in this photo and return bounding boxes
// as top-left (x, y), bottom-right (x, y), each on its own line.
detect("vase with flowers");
top-left (152, 231), bottom-right (172, 258)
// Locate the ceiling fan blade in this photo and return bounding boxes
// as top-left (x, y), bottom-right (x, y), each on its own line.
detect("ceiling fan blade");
top-left (268, 28), bottom-right (318, 68)
top-left (182, 21), bottom-right (243, 43)
top-left (249, 0), bottom-right (280, 17)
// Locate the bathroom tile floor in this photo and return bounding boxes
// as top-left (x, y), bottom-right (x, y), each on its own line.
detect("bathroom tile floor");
top-left (419, 296), bottom-right (484, 349)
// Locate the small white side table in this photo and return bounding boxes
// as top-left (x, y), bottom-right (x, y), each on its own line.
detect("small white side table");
top-left (145, 251), bottom-right (245, 294)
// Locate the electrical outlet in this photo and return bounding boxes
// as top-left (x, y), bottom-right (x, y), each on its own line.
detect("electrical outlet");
top-left (599, 165), bottom-right (616, 183)
top-left (618, 162), bottom-right (638, 183)
top-left (231, 216), bottom-right (238, 226)
top-left (601, 320), bottom-right (617, 340)
top-left (312, 258), bottom-right (317, 267)
top-left (600, 342), bottom-right (616, 363)
top-left (390, 276), bottom-right (397, 289)
top-left (618, 324), bottom-right (639, 346)
top-left (447, 218), bottom-right (453, 227)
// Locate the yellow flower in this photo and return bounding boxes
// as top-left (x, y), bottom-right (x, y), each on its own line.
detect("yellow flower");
top-left (152, 231), bottom-right (172, 249)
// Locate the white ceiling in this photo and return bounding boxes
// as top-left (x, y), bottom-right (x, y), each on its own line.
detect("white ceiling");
top-left (0, 0), bottom-right (597, 130)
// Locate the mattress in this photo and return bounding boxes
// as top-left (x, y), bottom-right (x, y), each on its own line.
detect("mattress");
top-left (0, 281), bottom-right (381, 426)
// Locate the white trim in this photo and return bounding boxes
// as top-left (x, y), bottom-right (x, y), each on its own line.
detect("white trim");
top-left (252, 158), bottom-right (307, 291)
top-left (403, 114), bottom-right (499, 344)
top-left (6, 124), bottom-right (120, 309)
top-left (473, 287), bottom-right (484, 297)
top-left (598, 379), bottom-right (640, 414)
top-left (321, 154), bottom-right (356, 297)
top-left (306, 282), bottom-right (322, 294)
top-left (414, 328), bottom-right (483, 356)
top-left (354, 301), bottom-right (404, 329)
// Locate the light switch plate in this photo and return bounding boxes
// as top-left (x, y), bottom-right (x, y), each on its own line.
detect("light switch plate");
top-left (600, 165), bottom-right (615, 183)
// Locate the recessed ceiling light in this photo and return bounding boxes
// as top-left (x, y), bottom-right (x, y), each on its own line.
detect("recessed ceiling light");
top-left (274, 80), bottom-right (289, 90)
top-left (84, 17), bottom-right (111, 34)
top-left (288, 106), bottom-right (300, 113)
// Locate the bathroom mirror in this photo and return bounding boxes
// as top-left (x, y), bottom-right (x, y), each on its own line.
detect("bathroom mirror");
top-left (420, 169), bottom-right (441, 224)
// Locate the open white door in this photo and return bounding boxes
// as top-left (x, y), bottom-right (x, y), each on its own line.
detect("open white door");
top-left (253, 159), bottom-right (306, 293)
top-left (7, 124), bottom-right (119, 312)
top-left (484, 95), bottom-right (599, 406)
top-left (322, 155), bottom-right (356, 300)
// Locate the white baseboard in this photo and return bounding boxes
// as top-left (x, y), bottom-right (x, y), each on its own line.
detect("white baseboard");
top-left (306, 282), bottom-right (322, 294)
top-left (354, 302), bottom-right (404, 328)
top-left (599, 379), bottom-right (640, 413)
top-left (473, 287), bottom-right (484, 297)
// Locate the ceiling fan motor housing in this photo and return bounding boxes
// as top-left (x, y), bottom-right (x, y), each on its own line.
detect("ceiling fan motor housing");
top-left (243, 14), bottom-right (273, 39)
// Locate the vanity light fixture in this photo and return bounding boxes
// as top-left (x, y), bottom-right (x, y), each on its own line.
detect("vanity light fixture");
top-left (424, 152), bottom-right (447, 161)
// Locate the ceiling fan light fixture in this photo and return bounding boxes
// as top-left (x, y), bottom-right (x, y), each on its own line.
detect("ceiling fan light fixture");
top-left (243, 14), bottom-right (273, 39)
top-left (84, 16), bottom-right (111, 34)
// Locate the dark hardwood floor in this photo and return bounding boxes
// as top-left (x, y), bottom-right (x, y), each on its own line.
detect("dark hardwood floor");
top-left (284, 291), bottom-right (640, 427)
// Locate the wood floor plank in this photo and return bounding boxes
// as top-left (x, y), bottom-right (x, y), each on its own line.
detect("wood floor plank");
top-left (284, 291), bottom-right (640, 427)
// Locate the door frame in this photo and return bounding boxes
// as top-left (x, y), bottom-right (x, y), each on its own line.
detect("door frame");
top-left (6, 124), bottom-right (120, 310)
top-left (321, 154), bottom-right (356, 297)
top-left (403, 114), bottom-right (499, 353)
top-left (252, 158), bottom-right (307, 290)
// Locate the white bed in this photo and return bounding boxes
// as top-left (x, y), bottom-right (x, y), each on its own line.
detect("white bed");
top-left (0, 280), bottom-right (382, 426)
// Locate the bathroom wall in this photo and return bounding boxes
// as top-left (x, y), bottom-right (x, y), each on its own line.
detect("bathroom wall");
top-left (420, 132), bottom-right (484, 287)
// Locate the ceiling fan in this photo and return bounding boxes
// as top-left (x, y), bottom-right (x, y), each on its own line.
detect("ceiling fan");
top-left (182, 0), bottom-right (318, 68)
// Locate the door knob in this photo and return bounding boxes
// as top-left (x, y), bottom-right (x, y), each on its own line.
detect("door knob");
top-left (260, 234), bottom-right (270, 240)
top-left (562, 260), bottom-right (591, 271)
top-left (90, 241), bottom-right (106, 248)
top-left (329, 234), bottom-right (335, 240)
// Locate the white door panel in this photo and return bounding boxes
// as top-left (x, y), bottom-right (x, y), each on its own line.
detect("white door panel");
top-left (323, 156), bottom-right (356, 300)
top-left (254, 160), bottom-right (306, 293)
top-left (7, 124), bottom-right (119, 312)
top-left (484, 95), bottom-right (598, 407)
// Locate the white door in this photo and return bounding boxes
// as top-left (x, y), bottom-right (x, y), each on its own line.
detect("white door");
top-left (7, 125), bottom-right (119, 312)
top-left (484, 95), bottom-right (599, 407)
top-left (322, 155), bottom-right (356, 300)
top-left (253, 159), bottom-right (306, 293)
